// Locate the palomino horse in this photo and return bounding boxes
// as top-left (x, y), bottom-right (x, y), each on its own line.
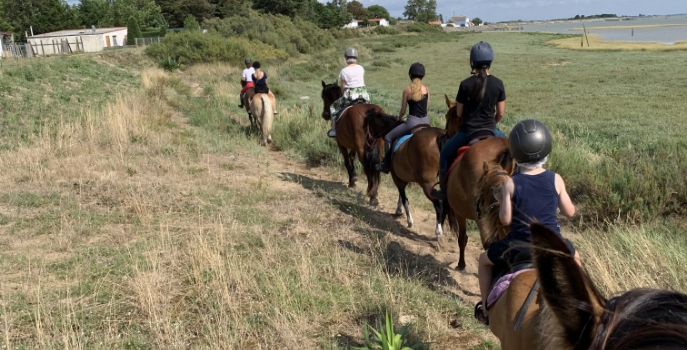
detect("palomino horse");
top-left (250, 93), bottom-right (274, 146)
top-left (532, 222), bottom-right (687, 349)
top-left (242, 88), bottom-right (256, 127)
top-left (441, 95), bottom-right (515, 270)
top-left (364, 111), bottom-right (445, 236)
top-left (321, 81), bottom-right (384, 206)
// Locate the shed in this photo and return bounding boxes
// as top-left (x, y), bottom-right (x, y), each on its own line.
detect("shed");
top-left (27, 27), bottom-right (128, 56)
top-left (368, 18), bottom-right (390, 26)
top-left (450, 16), bottom-right (471, 26)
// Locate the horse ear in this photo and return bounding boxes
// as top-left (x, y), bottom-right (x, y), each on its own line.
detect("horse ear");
top-left (531, 223), bottom-right (606, 349)
top-left (444, 94), bottom-right (455, 108)
top-left (322, 80), bottom-right (326, 88)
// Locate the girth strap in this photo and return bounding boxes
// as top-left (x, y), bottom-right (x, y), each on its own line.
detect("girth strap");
top-left (514, 278), bottom-right (540, 331)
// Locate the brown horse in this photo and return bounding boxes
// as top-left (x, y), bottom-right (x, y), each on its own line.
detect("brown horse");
top-left (532, 222), bottom-right (687, 350)
top-left (441, 95), bottom-right (515, 270)
top-left (321, 81), bottom-right (385, 206)
top-left (364, 110), bottom-right (445, 236)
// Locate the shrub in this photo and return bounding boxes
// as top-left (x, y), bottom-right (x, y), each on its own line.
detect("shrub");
top-left (127, 17), bottom-right (143, 45)
top-left (145, 31), bottom-right (248, 66)
top-left (372, 26), bottom-right (400, 35)
top-left (330, 28), bottom-right (362, 39)
top-left (405, 22), bottom-right (443, 33)
top-left (204, 10), bottom-right (334, 56)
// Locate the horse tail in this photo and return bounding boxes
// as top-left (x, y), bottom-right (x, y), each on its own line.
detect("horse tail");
top-left (260, 94), bottom-right (273, 144)
top-left (442, 192), bottom-right (460, 235)
top-left (496, 147), bottom-right (515, 174)
top-left (363, 135), bottom-right (382, 198)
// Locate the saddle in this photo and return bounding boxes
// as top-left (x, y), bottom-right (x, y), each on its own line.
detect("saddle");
top-left (486, 245), bottom-right (534, 310)
top-left (446, 129), bottom-right (497, 177)
top-left (390, 123), bottom-right (432, 154)
top-left (334, 98), bottom-right (368, 124)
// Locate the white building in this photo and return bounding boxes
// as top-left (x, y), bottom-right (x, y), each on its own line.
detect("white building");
top-left (450, 16), bottom-right (471, 27)
top-left (27, 27), bottom-right (128, 56)
top-left (343, 19), bottom-right (359, 29)
top-left (342, 18), bottom-right (390, 29)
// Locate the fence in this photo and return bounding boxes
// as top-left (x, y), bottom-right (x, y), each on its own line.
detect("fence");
top-left (135, 37), bottom-right (164, 47)
top-left (2, 37), bottom-right (87, 59)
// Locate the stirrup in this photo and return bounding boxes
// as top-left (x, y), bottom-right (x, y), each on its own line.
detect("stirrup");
top-left (474, 301), bottom-right (490, 327)
top-left (327, 129), bottom-right (336, 138)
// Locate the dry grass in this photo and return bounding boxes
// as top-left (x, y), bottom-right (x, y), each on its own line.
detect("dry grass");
top-left (548, 34), bottom-right (687, 51)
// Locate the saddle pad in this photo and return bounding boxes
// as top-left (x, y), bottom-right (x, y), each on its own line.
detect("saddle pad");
top-left (446, 146), bottom-right (471, 178)
top-left (487, 269), bottom-right (533, 309)
top-left (393, 134), bottom-right (413, 153)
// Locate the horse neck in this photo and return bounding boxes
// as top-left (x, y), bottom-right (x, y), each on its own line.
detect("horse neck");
top-left (371, 116), bottom-right (401, 138)
top-left (477, 168), bottom-right (510, 246)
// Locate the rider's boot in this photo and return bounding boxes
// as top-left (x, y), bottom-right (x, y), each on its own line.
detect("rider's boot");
top-left (377, 142), bottom-right (392, 174)
top-left (327, 118), bottom-right (336, 137)
top-left (238, 93), bottom-right (244, 108)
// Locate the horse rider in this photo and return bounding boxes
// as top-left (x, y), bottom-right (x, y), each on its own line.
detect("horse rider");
top-left (475, 119), bottom-right (579, 326)
top-left (438, 41), bottom-right (507, 199)
top-left (251, 61), bottom-right (278, 114)
top-left (328, 47), bottom-right (370, 137)
top-left (238, 58), bottom-right (255, 109)
top-left (377, 62), bottom-right (430, 173)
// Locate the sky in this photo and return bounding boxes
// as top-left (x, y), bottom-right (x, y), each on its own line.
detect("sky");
top-left (65, 0), bottom-right (685, 23)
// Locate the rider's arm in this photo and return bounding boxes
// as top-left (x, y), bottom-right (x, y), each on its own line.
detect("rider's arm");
top-left (495, 101), bottom-right (505, 123)
top-left (341, 80), bottom-right (347, 90)
top-left (499, 178), bottom-right (514, 225)
top-left (426, 86), bottom-right (430, 111)
top-left (241, 70), bottom-right (247, 82)
top-left (555, 174), bottom-right (576, 218)
top-left (398, 88), bottom-right (409, 119)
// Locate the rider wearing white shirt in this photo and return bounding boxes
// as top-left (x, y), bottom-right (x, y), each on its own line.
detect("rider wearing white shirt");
top-left (238, 58), bottom-right (256, 108)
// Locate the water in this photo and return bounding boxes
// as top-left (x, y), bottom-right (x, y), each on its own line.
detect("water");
top-left (520, 16), bottom-right (687, 44)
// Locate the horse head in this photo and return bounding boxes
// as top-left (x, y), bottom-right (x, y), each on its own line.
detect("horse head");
top-left (475, 161), bottom-right (511, 247)
top-left (532, 223), bottom-right (687, 350)
top-left (321, 80), bottom-right (342, 121)
top-left (444, 94), bottom-right (461, 138)
top-left (364, 110), bottom-right (402, 139)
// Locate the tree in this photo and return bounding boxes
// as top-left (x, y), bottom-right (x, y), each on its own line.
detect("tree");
top-left (112, 0), bottom-right (166, 29)
top-left (472, 17), bottom-right (482, 25)
top-left (78, 0), bottom-right (114, 27)
top-left (155, 0), bottom-right (216, 28)
top-left (183, 14), bottom-right (200, 31)
top-left (439, 13), bottom-right (443, 23)
top-left (127, 16), bottom-right (142, 44)
top-left (403, 0), bottom-right (436, 23)
top-left (1, 0), bottom-right (78, 40)
top-left (346, 0), bottom-right (367, 19)
top-left (367, 4), bottom-right (390, 20)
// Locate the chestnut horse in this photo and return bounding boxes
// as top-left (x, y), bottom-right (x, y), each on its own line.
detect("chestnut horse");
top-left (532, 222), bottom-right (687, 350)
top-left (242, 88), bottom-right (256, 127)
top-left (441, 95), bottom-right (514, 270)
top-left (321, 81), bottom-right (384, 206)
top-left (364, 110), bottom-right (445, 236)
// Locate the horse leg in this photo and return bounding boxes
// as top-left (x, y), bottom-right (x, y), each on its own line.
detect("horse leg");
top-left (348, 149), bottom-right (358, 186)
top-left (360, 142), bottom-right (382, 207)
top-left (421, 183), bottom-right (443, 238)
top-left (457, 215), bottom-right (468, 271)
top-left (392, 174), bottom-right (413, 227)
top-left (339, 144), bottom-right (356, 188)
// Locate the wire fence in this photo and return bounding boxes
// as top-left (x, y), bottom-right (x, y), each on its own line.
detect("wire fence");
top-left (135, 37), bottom-right (164, 47)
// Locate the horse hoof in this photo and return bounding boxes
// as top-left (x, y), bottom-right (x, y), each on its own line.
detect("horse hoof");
top-left (369, 198), bottom-right (379, 207)
top-left (348, 182), bottom-right (356, 188)
top-left (407, 223), bottom-right (413, 228)
top-left (394, 210), bottom-right (403, 216)
top-left (456, 262), bottom-right (466, 271)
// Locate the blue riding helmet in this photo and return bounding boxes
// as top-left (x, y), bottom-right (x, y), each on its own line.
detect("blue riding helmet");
top-left (470, 41), bottom-right (494, 68)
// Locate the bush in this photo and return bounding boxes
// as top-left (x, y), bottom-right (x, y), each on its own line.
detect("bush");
top-left (204, 10), bottom-right (335, 56)
top-left (145, 31), bottom-right (248, 66)
top-left (405, 22), bottom-right (443, 33)
top-left (372, 26), bottom-right (400, 35)
top-left (127, 17), bottom-right (142, 45)
top-left (329, 28), bottom-right (362, 39)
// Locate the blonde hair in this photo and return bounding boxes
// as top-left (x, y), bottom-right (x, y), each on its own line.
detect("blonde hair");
top-left (409, 78), bottom-right (424, 102)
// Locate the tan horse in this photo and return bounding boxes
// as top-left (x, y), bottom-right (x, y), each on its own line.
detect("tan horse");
top-left (242, 88), bottom-right (256, 127)
top-left (364, 110), bottom-right (445, 236)
top-left (532, 222), bottom-right (687, 349)
top-left (321, 81), bottom-right (385, 206)
top-left (250, 93), bottom-right (274, 146)
top-left (442, 95), bottom-right (514, 270)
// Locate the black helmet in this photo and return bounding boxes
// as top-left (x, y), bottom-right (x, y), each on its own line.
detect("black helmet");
top-left (345, 47), bottom-right (358, 58)
top-left (252, 61), bottom-right (261, 69)
top-left (470, 41), bottom-right (494, 68)
top-left (508, 119), bottom-right (553, 163)
top-left (245, 58), bottom-right (251, 65)
top-left (408, 62), bottom-right (425, 78)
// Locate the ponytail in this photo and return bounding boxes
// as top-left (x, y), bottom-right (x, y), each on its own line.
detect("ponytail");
top-left (409, 77), bottom-right (423, 102)
top-left (471, 66), bottom-right (489, 103)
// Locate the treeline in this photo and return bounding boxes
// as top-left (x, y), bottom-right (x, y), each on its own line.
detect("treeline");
top-left (0, 0), bottom-right (400, 41)
top-left (572, 14), bottom-right (618, 19)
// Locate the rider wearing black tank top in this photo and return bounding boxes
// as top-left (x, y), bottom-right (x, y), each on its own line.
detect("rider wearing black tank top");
top-left (408, 93), bottom-right (428, 118)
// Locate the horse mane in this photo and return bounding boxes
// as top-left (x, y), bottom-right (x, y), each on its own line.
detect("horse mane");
top-left (364, 110), bottom-right (402, 138)
top-left (475, 165), bottom-right (511, 247)
top-left (538, 289), bottom-right (687, 350)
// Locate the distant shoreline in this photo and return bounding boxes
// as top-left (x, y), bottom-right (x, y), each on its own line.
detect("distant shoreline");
top-left (571, 23), bottom-right (687, 31)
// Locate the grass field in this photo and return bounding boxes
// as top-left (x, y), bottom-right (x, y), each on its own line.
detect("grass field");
top-left (1, 31), bottom-right (686, 349)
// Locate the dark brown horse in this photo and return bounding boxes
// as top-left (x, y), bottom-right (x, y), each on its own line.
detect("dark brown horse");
top-left (364, 110), bottom-right (445, 236)
top-left (532, 222), bottom-right (687, 350)
top-left (441, 95), bottom-right (514, 270)
top-left (321, 81), bottom-right (385, 206)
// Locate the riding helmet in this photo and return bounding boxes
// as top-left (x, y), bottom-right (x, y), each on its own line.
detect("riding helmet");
top-left (508, 119), bottom-right (553, 163)
top-left (345, 47), bottom-right (358, 58)
top-left (252, 61), bottom-right (261, 69)
top-left (470, 41), bottom-right (494, 68)
top-left (408, 62), bottom-right (425, 78)
top-left (245, 58), bottom-right (252, 65)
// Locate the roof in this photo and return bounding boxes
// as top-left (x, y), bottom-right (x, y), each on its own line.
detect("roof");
top-left (450, 16), bottom-right (468, 22)
top-left (0, 31), bottom-right (12, 35)
top-left (368, 18), bottom-right (386, 21)
top-left (29, 27), bottom-right (127, 39)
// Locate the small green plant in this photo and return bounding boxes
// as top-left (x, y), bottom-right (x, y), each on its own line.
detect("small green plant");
top-left (354, 311), bottom-right (430, 350)
top-left (159, 56), bottom-right (179, 72)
